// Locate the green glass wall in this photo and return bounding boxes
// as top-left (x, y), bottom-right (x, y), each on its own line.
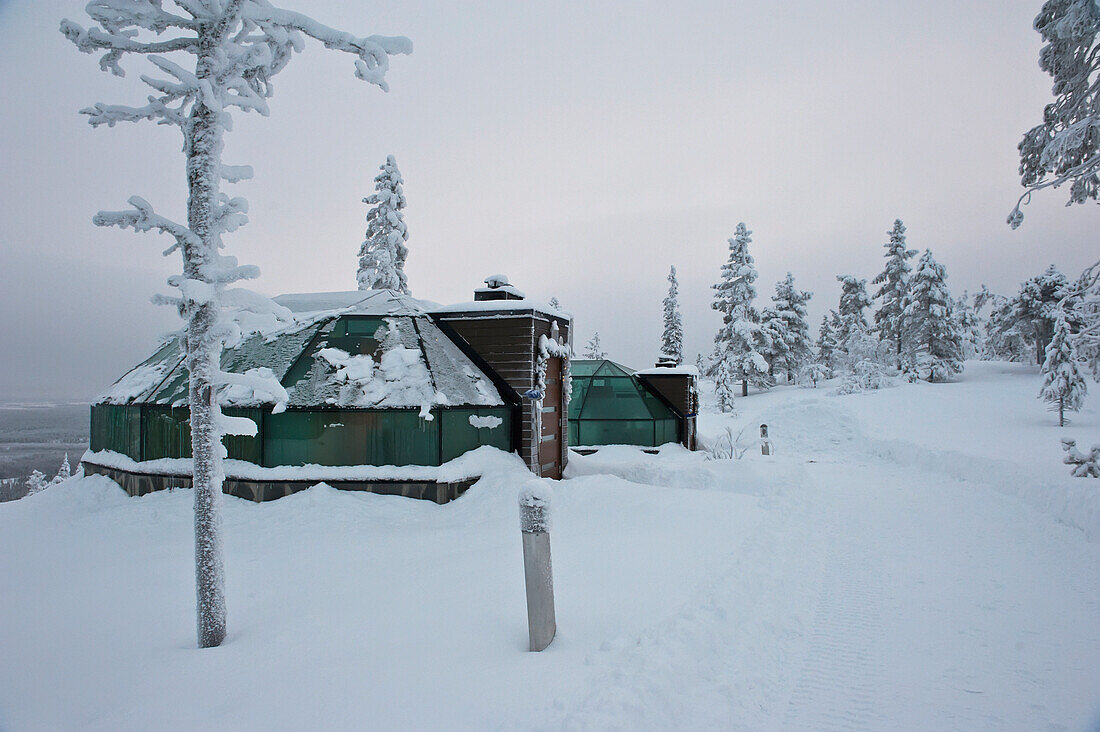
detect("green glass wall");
top-left (567, 360), bottom-right (680, 448)
top-left (440, 408), bottom-right (513, 463)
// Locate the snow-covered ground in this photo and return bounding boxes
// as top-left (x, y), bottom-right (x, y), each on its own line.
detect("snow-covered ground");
top-left (0, 361), bottom-right (1097, 730)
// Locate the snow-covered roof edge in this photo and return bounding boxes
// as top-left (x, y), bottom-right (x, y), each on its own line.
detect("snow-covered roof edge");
top-left (431, 299), bottom-right (572, 320)
top-left (636, 365), bottom-right (700, 377)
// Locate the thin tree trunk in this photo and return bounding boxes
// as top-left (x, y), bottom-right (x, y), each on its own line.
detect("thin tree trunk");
top-left (741, 379), bottom-right (748, 397)
top-left (185, 20), bottom-right (232, 649)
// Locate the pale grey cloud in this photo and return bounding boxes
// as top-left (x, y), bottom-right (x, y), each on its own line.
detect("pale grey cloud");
top-left (0, 0), bottom-right (1095, 399)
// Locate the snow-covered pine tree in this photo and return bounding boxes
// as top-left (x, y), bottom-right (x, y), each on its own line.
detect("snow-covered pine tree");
top-left (584, 332), bottom-right (606, 360)
top-left (712, 223), bottom-right (771, 396)
top-left (61, 2), bottom-right (410, 649)
top-left (549, 296), bottom-right (562, 310)
top-left (1040, 312), bottom-right (1088, 426)
top-left (1072, 263), bottom-right (1100, 378)
top-left (872, 219), bottom-right (916, 365)
top-left (834, 318), bottom-right (888, 393)
top-left (51, 454), bottom-right (72, 484)
top-left (815, 312), bottom-right (840, 376)
top-left (25, 470), bottom-right (47, 496)
top-left (1011, 0), bottom-right (1100, 228)
top-left (714, 356), bottom-right (738, 412)
top-left (357, 155), bottom-right (410, 293)
top-left (835, 274), bottom-right (873, 346)
top-left (763, 273), bottom-right (813, 382)
top-left (996, 265), bottom-right (1074, 364)
top-left (953, 290), bottom-right (983, 360)
top-left (900, 250), bottom-right (965, 382)
top-left (660, 266), bottom-right (684, 365)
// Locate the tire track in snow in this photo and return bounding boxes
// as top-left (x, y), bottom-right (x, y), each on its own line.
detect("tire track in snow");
top-left (782, 542), bottom-right (886, 731)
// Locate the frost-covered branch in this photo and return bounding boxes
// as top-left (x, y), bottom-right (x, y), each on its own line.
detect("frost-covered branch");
top-left (94, 195), bottom-right (201, 254)
top-left (244, 4), bottom-right (412, 90)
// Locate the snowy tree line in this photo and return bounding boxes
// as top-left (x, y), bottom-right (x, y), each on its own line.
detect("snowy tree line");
top-left (694, 218), bottom-right (1098, 416)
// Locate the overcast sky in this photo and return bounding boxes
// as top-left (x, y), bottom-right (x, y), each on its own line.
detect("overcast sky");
top-left (0, 0), bottom-right (1096, 402)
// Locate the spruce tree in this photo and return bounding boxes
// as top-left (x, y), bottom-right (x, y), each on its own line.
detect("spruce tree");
top-left (835, 274), bottom-right (872, 345)
top-left (714, 356), bottom-right (738, 412)
top-left (1011, 0), bottom-right (1100, 228)
top-left (52, 454), bottom-right (72, 485)
top-left (763, 273), bottom-right (813, 382)
top-left (996, 265), bottom-right (1074, 364)
top-left (358, 155), bottom-right (410, 293)
top-left (712, 223), bottom-right (771, 396)
top-left (660, 266), bottom-right (684, 364)
top-left (872, 219), bottom-right (916, 364)
top-left (816, 312), bottom-right (840, 376)
top-left (584, 332), bottom-right (606, 360)
top-left (1040, 313), bottom-right (1088, 426)
top-left (901, 250), bottom-right (964, 382)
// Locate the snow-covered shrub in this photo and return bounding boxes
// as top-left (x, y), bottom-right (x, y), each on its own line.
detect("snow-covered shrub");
top-left (706, 426), bottom-right (751, 460)
top-left (1061, 438), bottom-right (1100, 478)
top-left (25, 470), bottom-right (47, 496)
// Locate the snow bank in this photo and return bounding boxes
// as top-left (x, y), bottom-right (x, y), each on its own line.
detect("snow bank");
top-left (82, 445), bottom-right (522, 485)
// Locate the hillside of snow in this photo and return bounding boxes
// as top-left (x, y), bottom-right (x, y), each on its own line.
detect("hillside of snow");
top-left (0, 361), bottom-right (1097, 730)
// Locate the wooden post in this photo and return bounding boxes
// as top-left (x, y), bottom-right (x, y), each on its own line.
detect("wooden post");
top-left (519, 484), bottom-right (556, 652)
top-left (760, 423), bottom-right (772, 456)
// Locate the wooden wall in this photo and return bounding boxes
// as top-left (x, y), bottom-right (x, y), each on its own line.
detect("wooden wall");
top-left (436, 308), bottom-right (571, 477)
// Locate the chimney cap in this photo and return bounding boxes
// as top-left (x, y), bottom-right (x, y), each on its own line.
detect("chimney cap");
top-left (474, 274), bottom-right (526, 301)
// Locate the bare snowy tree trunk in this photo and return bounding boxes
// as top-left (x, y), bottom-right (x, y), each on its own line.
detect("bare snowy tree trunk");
top-left (742, 379), bottom-right (748, 397)
top-left (184, 14), bottom-right (237, 649)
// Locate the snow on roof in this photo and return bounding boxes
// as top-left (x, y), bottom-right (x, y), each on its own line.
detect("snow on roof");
top-left (636, 365), bottom-right (700, 377)
top-left (273, 289), bottom-right (438, 317)
top-left (98, 305), bottom-right (504, 410)
top-left (431, 298), bottom-right (571, 320)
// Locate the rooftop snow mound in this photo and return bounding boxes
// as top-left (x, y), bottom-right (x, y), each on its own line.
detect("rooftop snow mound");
top-left (99, 295), bottom-right (504, 410)
top-left (273, 289), bottom-right (436, 317)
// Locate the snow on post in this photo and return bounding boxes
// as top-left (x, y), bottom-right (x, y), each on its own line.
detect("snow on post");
top-left (60, 2), bottom-right (410, 649)
top-left (357, 155), bottom-right (410, 293)
top-left (518, 482), bottom-right (556, 652)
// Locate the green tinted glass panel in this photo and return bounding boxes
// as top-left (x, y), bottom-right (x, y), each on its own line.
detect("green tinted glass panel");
top-left (578, 377), bottom-right (659, 420)
top-left (90, 404), bottom-right (142, 460)
top-left (139, 406), bottom-right (262, 462)
top-left (574, 419), bottom-right (656, 447)
top-left (264, 409), bottom-right (440, 467)
top-left (440, 407), bottom-right (513, 462)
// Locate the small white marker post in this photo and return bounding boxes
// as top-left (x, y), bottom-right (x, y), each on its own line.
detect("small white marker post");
top-left (760, 423), bottom-right (772, 456)
top-left (519, 484), bottom-right (556, 652)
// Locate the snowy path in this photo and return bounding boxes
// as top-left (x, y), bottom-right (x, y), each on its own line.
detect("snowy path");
top-left (778, 458), bottom-right (1100, 730)
top-left (1, 364), bottom-right (1098, 729)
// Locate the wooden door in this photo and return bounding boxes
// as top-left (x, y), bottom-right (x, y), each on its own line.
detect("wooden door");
top-left (539, 357), bottom-right (563, 479)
